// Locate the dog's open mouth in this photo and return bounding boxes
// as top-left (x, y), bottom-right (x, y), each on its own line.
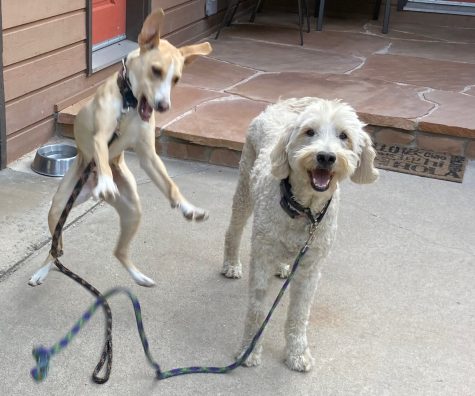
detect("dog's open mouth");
top-left (308, 168), bottom-right (333, 192)
top-left (138, 96), bottom-right (153, 122)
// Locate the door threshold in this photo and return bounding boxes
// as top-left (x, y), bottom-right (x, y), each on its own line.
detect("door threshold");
top-left (404, 0), bottom-right (475, 16)
top-left (92, 39), bottom-right (138, 74)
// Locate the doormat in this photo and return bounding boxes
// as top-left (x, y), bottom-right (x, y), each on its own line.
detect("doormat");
top-left (374, 143), bottom-right (467, 183)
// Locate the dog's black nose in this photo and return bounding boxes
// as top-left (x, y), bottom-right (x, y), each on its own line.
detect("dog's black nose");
top-left (316, 152), bottom-right (336, 168)
top-left (155, 102), bottom-right (169, 113)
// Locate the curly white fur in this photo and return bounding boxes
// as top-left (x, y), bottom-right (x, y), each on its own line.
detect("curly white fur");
top-left (222, 97), bottom-right (378, 372)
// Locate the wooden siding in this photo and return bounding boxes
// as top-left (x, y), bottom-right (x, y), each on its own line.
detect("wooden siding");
top-left (4, 43), bottom-right (87, 102)
top-left (1, 0), bottom-right (84, 29)
top-left (1, 0), bottom-right (91, 163)
top-left (3, 11), bottom-right (86, 66)
top-left (5, 63), bottom-right (120, 136)
top-left (0, 0), bottom-right (6, 169)
top-left (6, 117), bottom-right (56, 163)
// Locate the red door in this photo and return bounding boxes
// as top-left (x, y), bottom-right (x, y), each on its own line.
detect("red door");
top-left (92, 0), bottom-right (127, 46)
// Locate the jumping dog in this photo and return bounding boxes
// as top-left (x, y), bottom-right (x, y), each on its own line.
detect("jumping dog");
top-left (29, 9), bottom-right (212, 288)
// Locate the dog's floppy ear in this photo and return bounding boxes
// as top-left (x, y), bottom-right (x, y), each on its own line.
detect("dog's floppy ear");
top-left (270, 127), bottom-right (292, 180)
top-left (138, 8), bottom-right (165, 53)
top-left (351, 130), bottom-right (379, 184)
top-left (179, 42), bottom-right (212, 65)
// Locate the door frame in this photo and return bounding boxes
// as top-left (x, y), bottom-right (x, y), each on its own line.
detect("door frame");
top-left (0, 0), bottom-right (7, 170)
top-left (86, 0), bottom-right (151, 75)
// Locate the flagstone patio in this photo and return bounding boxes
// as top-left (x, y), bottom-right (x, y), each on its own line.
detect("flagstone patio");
top-left (58, 10), bottom-right (475, 165)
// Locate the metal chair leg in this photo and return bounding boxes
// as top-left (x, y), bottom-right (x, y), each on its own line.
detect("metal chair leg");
top-left (304, 0), bottom-right (311, 33)
top-left (298, 0), bottom-right (303, 45)
top-left (315, 0), bottom-right (320, 18)
top-left (215, 0), bottom-right (240, 40)
top-left (227, 1), bottom-right (240, 26)
top-left (373, 0), bottom-right (382, 20)
top-left (316, 0), bottom-right (325, 31)
top-left (250, 0), bottom-right (264, 23)
top-left (382, 0), bottom-right (391, 33)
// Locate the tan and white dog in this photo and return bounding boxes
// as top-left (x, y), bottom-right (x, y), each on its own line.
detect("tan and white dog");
top-left (222, 97), bottom-right (378, 372)
top-left (29, 9), bottom-right (212, 288)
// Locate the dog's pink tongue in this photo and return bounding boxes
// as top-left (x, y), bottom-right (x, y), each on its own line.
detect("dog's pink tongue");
top-left (311, 169), bottom-right (331, 189)
top-left (139, 97), bottom-right (153, 122)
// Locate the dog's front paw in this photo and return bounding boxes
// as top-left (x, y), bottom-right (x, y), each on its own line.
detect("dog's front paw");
top-left (237, 345), bottom-right (262, 367)
top-left (176, 201), bottom-right (209, 222)
top-left (221, 260), bottom-right (242, 279)
top-left (93, 175), bottom-right (119, 200)
top-left (285, 348), bottom-right (315, 372)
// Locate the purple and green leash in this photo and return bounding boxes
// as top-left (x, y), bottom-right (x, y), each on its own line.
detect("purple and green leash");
top-left (31, 155), bottom-right (330, 383)
top-left (31, 219), bottom-right (325, 382)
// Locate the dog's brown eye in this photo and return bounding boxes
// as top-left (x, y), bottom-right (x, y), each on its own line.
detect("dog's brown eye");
top-left (173, 76), bottom-right (179, 85)
top-left (305, 129), bottom-right (315, 137)
top-left (339, 132), bottom-right (348, 140)
top-left (151, 66), bottom-right (163, 79)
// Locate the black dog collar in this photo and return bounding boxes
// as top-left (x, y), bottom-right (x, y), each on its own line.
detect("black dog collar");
top-left (280, 178), bottom-right (332, 225)
top-left (117, 57), bottom-right (138, 111)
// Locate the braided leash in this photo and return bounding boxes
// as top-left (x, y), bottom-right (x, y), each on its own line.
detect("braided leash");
top-left (40, 161), bottom-right (113, 384)
top-left (31, 199), bottom-right (331, 383)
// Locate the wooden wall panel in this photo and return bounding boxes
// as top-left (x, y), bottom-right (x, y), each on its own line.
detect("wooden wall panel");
top-left (3, 11), bottom-right (86, 67)
top-left (1, 0), bottom-right (85, 29)
top-left (0, 0), bottom-right (5, 169)
top-left (152, 0), bottom-right (190, 12)
top-left (4, 43), bottom-right (86, 102)
top-left (6, 117), bottom-right (55, 163)
top-left (5, 63), bottom-right (120, 136)
top-left (162, 0), bottom-right (206, 36)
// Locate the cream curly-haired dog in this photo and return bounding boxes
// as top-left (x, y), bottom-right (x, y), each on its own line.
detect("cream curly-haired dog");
top-left (222, 97), bottom-right (378, 372)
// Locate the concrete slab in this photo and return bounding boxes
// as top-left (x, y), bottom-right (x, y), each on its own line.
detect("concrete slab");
top-left (228, 72), bottom-right (432, 130)
top-left (180, 57), bottom-right (258, 91)
top-left (418, 90), bottom-right (475, 138)
top-left (164, 97), bottom-right (268, 150)
top-left (0, 143), bottom-right (101, 278)
top-left (366, 21), bottom-right (475, 44)
top-left (388, 40), bottom-right (475, 64)
top-left (352, 54), bottom-right (475, 92)
top-left (0, 154), bottom-right (474, 395)
top-left (209, 36), bottom-right (362, 74)
top-left (222, 24), bottom-right (390, 58)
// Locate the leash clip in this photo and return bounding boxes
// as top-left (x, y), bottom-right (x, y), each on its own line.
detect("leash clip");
top-left (306, 223), bottom-right (318, 248)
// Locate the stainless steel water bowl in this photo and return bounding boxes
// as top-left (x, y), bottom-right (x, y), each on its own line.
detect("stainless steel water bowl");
top-left (31, 144), bottom-right (77, 177)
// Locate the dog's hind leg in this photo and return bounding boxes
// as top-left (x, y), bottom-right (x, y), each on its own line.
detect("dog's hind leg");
top-left (107, 155), bottom-right (155, 287)
top-left (222, 141), bottom-right (256, 279)
top-left (28, 157), bottom-right (87, 286)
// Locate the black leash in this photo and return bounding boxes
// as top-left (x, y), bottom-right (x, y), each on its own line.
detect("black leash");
top-left (49, 161), bottom-right (113, 384)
